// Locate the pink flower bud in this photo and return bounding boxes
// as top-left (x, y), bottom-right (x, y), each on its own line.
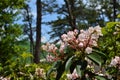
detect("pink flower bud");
top-left (78, 42), bottom-right (84, 47)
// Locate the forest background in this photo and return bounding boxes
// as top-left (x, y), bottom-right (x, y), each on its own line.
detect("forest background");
top-left (0, 0), bottom-right (120, 79)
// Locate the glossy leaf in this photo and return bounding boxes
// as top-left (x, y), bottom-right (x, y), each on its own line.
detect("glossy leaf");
top-left (92, 49), bottom-right (106, 59)
top-left (87, 53), bottom-right (104, 66)
top-left (47, 60), bottom-right (62, 77)
top-left (76, 65), bottom-right (82, 77)
top-left (65, 56), bottom-right (75, 72)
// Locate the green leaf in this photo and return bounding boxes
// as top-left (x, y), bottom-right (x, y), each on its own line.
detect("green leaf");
top-left (53, 60), bottom-right (62, 68)
top-left (92, 49), bottom-right (106, 58)
top-left (76, 65), bottom-right (82, 77)
top-left (46, 67), bottom-right (56, 78)
top-left (65, 56), bottom-right (75, 72)
top-left (117, 14), bottom-right (120, 18)
top-left (95, 76), bottom-right (107, 80)
top-left (47, 60), bottom-right (62, 77)
top-left (106, 22), bottom-right (118, 29)
top-left (21, 52), bottom-right (33, 59)
top-left (87, 53), bottom-right (104, 66)
top-left (0, 67), bottom-right (3, 71)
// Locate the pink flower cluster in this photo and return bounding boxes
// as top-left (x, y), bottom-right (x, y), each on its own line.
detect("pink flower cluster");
top-left (110, 56), bottom-right (120, 69)
top-left (46, 54), bottom-right (55, 62)
top-left (42, 42), bottom-right (64, 62)
top-left (42, 43), bottom-right (58, 53)
top-left (61, 25), bottom-right (103, 54)
top-left (66, 69), bottom-right (79, 80)
top-left (42, 26), bottom-right (103, 61)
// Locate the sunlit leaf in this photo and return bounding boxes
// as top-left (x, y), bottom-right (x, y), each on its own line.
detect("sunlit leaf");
top-left (76, 65), bottom-right (82, 77)
top-left (21, 52), bottom-right (33, 59)
top-left (87, 53), bottom-right (104, 66)
top-left (117, 14), bottom-right (120, 18)
top-left (65, 56), bottom-right (75, 72)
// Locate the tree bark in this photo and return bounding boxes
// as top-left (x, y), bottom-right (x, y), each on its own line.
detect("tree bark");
top-left (113, 0), bottom-right (116, 22)
top-left (34, 0), bottom-right (42, 63)
top-left (26, 5), bottom-right (35, 62)
top-left (64, 0), bottom-right (76, 30)
top-left (23, 4), bottom-right (35, 62)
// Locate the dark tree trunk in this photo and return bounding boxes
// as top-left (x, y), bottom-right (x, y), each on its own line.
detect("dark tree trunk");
top-left (113, 0), bottom-right (116, 22)
top-left (64, 0), bottom-right (76, 30)
top-left (34, 0), bottom-right (42, 63)
top-left (29, 22), bottom-right (34, 62)
top-left (23, 4), bottom-right (35, 62)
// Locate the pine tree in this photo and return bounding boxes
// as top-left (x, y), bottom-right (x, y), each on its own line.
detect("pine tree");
top-left (43, 0), bottom-right (120, 42)
top-left (0, 0), bottom-right (26, 65)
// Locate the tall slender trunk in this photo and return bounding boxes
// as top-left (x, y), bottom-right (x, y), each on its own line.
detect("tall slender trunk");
top-left (27, 6), bottom-right (34, 62)
top-left (113, 0), bottom-right (116, 22)
top-left (29, 23), bottom-right (34, 62)
top-left (64, 0), bottom-right (76, 30)
top-left (24, 4), bottom-right (35, 62)
top-left (34, 0), bottom-right (42, 63)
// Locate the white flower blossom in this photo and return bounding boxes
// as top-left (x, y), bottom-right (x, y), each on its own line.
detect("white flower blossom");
top-left (88, 27), bottom-right (94, 34)
top-left (110, 56), bottom-right (120, 66)
top-left (78, 33), bottom-right (87, 42)
top-left (41, 45), bottom-right (47, 51)
top-left (94, 25), bottom-right (103, 36)
top-left (85, 47), bottom-right (92, 54)
top-left (92, 40), bottom-right (98, 46)
top-left (67, 31), bottom-right (76, 40)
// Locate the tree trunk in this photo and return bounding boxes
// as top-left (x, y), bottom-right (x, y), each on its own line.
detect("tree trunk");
top-left (64, 0), bottom-right (76, 30)
top-left (34, 0), bottom-right (42, 63)
top-left (113, 0), bottom-right (116, 22)
top-left (23, 4), bottom-right (35, 62)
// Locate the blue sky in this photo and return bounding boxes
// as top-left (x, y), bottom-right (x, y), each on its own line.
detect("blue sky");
top-left (29, 0), bottom-right (64, 42)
